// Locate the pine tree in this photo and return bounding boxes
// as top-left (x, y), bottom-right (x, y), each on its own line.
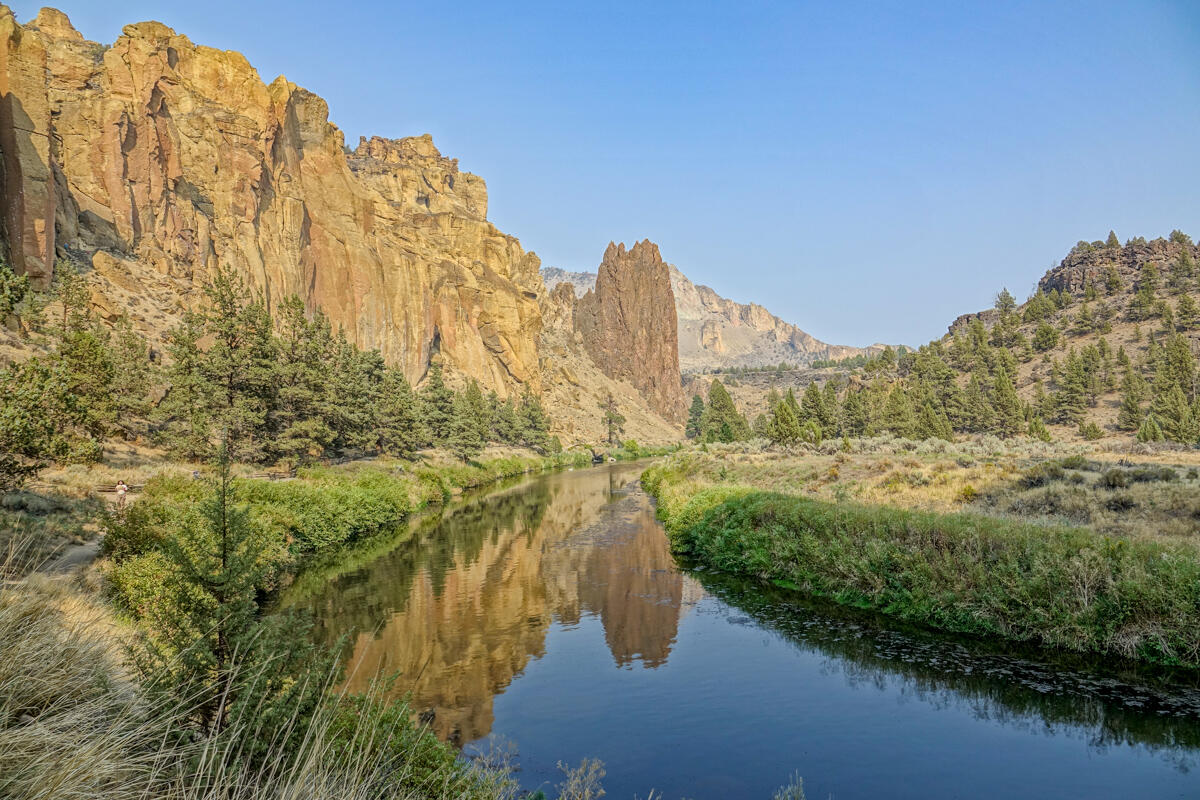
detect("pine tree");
top-left (155, 312), bottom-right (214, 460)
top-left (840, 388), bottom-right (868, 437)
top-left (821, 381), bottom-right (840, 436)
top-left (490, 393), bottom-right (521, 445)
top-left (1106, 230), bottom-right (1120, 249)
top-left (1104, 265), bottom-right (1122, 295)
top-left (199, 269), bottom-right (277, 461)
top-left (685, 394), bottom-right (705, 440)
top-left (1078, 420), bottom-right (1103, 440)
top-left (420, 362), bottom-right (455, 444)
top-left (1116, 368), bottom-right (1146, 432)
top-left (326, 334), bottom-right (383, 454)
top-left (0, 358), bottom-right (76, 487)
top-left (768, 398), bottom-right (802, 445)
top-left (377, 368), bottom-right (424, 457)
top-left (598, 392), bottom-right (626, 446)
top-left (448, 388), bottom-right (486, 462)
top-left (1137, 414), bottom-right (1165, 443)
top-left (994, 288), bottom-right (1017, 315)
top-left (1177, 294), bottom-right (1199, 330)
top-left (962, 373), bottom-right (995, 432)
top-left (1152, 385), bottom-right (1199, 443)
top-left (1027, 415), bottom-right (1052, 442)
top-left (991, 366), bottom-right (1023, 437)
top-left (270, 297), bottom-right (335, 463)
top-left (137, 446), bottom-right (331, 743)
top-left (107, 316), bottom-right (154, 441)
top-left (701, 379), bottom-right (750, 442)
top-left (799, 382), bottom-right (825, 429)
top-left (1032, 322), bottom-right (1058, 352)
top-left (915, 401), bottom-right (953, 441)
top-left (879, 384), bottom-right (916, 437)
top-left (1052, 350), bottom-right (1088, 425)
top-left (517, 388), bottom-right (552, 453)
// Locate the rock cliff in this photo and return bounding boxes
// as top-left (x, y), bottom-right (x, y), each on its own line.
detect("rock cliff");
top-left (542, 261), bottom-right (885, 372)
top-left (574, 241), bottom-right (685, 421)
top-left (0, 7), bottom-right (541, 395)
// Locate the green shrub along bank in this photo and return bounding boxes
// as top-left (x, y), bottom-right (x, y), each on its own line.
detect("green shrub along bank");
top-left (642, 461), bottom-right (1200, 668)
top-left (103, 452), bottom-right (606, 604)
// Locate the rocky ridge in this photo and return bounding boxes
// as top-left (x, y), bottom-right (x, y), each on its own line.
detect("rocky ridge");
top-left (542, 263), bottom-right (885, 372)
top-left (0, 7), bottom-right (541, 396)
top-left (573, 241), bottom-right (686, 421)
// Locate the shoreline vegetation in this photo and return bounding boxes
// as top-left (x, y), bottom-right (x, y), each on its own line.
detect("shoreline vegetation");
top-left (1, 444), bottom-right (676, 800)
top-left (642, 439), bottom-right (1200, 669)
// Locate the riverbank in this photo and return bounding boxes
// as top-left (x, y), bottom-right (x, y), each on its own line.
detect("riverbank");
top-left (1, 445), bottom-right (677, 800)
top-left (642, 441), bottom-right (1200, 668)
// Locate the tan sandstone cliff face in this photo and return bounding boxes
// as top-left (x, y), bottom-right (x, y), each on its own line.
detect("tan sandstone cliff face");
top-left (0, 7), bottom-right (541, 395)
top-left (574, 241), bottom-right (685, 421)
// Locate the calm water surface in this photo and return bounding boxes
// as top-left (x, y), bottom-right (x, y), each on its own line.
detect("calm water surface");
top-left (292, 463), bottom-right (1200, 799)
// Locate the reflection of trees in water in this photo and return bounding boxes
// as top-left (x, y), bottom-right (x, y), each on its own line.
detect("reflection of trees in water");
top-left (292, 465), bottom-right (692, 743)
top-left (695, 571), bottom-right (1200, 765)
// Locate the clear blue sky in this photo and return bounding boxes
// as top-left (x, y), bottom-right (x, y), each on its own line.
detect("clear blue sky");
top-left (12, 1), bottom-right (1200, 346)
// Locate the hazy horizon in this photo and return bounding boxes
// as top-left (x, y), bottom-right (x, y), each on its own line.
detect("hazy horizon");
top-left (13, 0), bottom-right (1199, 348)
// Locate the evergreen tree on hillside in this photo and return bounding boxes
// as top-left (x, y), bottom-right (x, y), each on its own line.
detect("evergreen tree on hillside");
top-left (1116, 368), bottom-right (1146, 432)
top-left (1052, 350), bottom-right (1088, 425)
top-left (420, 362), bottom-right (455, 444)
top-left (490, 393), bottom-right (521, 445)
top-left (199, 269), bottom-right (277, 461)
top-left (156, 312), bottom-right (214, 460)
top-left (701, 379), bottom-right (750, 443)
top-left (1106, 230), bottom-right (1121, 249)
top-left (840, 388), bottom-right (868, 437)
top-left (598, 392), bottom-right (626, 446)
top-left (915, 401), bottom-right (953, 441)
top-left (821, 381), bottom-right (840, 434)
top-left (799, 382), bottom-right (825, 429)
top-left (1137, 414), bottom-right (1166, 443)
top-left (1028, 415), bottom-right (1052, 442)
top-left (962, 372), bottom-right (995, 433)
top-left (685, 394), bottom-right (705, 440)
top-left (517, 388), bottom-right (552, 453)
top-left (1176, 294), bottom-right (1198, 331)
top-left (879, 384), bottom-right (916, 437)
top-left (448, 385), bottom-right (486, 462)
top-left (1104, 265), bottom-right (1122, 295)
top-left (107, 316), bottom-right (155, 441)
top-left (768, 398), bottom-right (802, 445)
top-left (377, 368), bottom-right (424, 458)
top-left (269, 297), bottom-right (335, 463)
top-left (1151, 385), bottom-right (1199, 443)
top-left (0, 358), bottom-right (82, 487)
top-left (991, 366), bottom-right (1023, 438)
top-left (1032, 322), bottom-right (1059, 352)
top-left (994, 288), bottom-right (1017, 315)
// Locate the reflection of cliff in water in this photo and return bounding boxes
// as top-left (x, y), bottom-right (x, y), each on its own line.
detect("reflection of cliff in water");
top-left (295, 465), bottom-right (696, 743)
top-left (695, 570), bottom-right (1200, 762)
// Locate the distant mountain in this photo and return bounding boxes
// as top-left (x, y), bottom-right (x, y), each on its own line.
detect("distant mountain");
top-left (541, 265), bottom-right (885, 372)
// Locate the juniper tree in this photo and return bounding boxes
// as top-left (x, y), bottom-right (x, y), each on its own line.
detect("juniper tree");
top-left (1177, 294), bottom-right (1199, 330)
top-left (768, 398), bottom-right (802, 445)
top-left (1106, 230), bottom-right (1120, 249)
top-left (1032, 323), bottom-right (1058, 352)
top-left (377, 368), bottom-right (424, 458)
top-left (701, 379), bottom-right (750, 443)
top-left (269, 297), bottom-right (335, 463)
top-left (420, 362), bottom-right (455, 444)
top-left (1151, 385), bottom-right (1199, 443)
top-left (685, 394), bottom-right (705, 440)
top-left (1027, 415), bottom-right (1052, 442)
top-left (156, 312), bottom-right (214, 460)
top-left (199, 269), bottom-right (277, 462)
top-left (1137, 414), bottom-right (1165, 443)
top-left (879, 384), bottom-right (916, 437)
top-left (136, 445), bottom-right (331, 747)
top-left (991, 366), bottom-right (1024, 438)
top-left (598, 392), bottom-right (626, 446)
top-left (517, 388), bottom-right (552, 453)
top-left (1116, 368), bottom-right (1146, 432)
top-left (1104, 265), bottom-right (1122, 295)
top-left (915, 401), bottom-right (953, 441)
top-left (448, 385), bottom-right (487, 462)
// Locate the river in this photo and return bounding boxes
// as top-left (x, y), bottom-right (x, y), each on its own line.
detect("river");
top-left (291, 462), bottom-right (1200, 799)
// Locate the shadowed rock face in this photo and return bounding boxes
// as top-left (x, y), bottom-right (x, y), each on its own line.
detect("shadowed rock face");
top-left (0, 6), bottom-right (541, 395)
top-left (574, 240), bottom-right (686, 421)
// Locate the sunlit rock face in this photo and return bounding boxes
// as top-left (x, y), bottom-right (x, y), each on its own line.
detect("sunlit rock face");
top-left (0, 6), bottom-right (542, 394)
top-left (574, 240), bottom-right (686, 421)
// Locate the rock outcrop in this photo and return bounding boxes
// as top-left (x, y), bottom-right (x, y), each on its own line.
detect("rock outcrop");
top-left (574, 241), bottom-right (685, 421)
top-left (542, 261), bottom-right (886, 372)
top-left (1039, 237), bottom-right (1199, 297)
top-left (0, 7), bottom-right (541, 395)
